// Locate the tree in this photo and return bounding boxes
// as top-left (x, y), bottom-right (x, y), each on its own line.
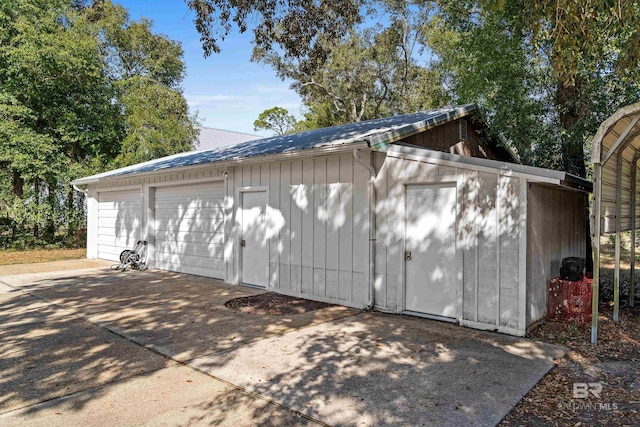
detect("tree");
top-left (187, 0), bottom-right (363, 72)
top-left (252, 2), bottom-right (445, 124)
top-left (254, 107), bottom-right (297, 135)
top-left (0, 0), bottom-right (197, 247)
top-left (429, 0), bottom-right (640, 176)
top-left (190, 1), bottom-right (445, 126)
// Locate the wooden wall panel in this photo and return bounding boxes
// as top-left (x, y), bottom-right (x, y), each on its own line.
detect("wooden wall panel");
top-left (526, 184), bottom-right (586, 325)
top-left (268, 163), bottom-right (281, 288)
top-left (301, 158), bottom-right (315, 295)
top-left (498, 176), bottom-right (520, 328)
top-left (279, 161), bottom-right (292, 292)
top-left (476, 172), bottom-right (498, 325)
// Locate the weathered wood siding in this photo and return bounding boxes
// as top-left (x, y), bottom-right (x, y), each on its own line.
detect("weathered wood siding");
top-left (526, 184), bottom-right (587, 325)
top-left (374, 152), bottom-right (525, 332)
top-left (399, 119), bottom-right (500, 160)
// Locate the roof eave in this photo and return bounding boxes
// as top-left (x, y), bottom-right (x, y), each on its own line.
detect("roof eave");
top-left (368, 104), bottom-right (477, 151)
top-left (71, 141), bottom-right (371, 187)
top-left (386, 145), bottom-right (592, 193)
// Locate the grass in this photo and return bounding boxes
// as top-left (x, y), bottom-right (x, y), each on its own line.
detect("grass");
top-left (0, 248), bottom-right (86, 266)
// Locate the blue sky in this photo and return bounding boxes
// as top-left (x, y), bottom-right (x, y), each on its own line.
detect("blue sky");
top-left (117, 0), bottom-right (303, 136)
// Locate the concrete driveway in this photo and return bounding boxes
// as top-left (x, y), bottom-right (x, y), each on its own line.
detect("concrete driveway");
top-left (0, 261), bottom-right (565, 426)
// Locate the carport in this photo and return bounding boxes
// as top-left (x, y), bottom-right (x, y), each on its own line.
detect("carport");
top-left (591, 102), bottom-right (640, 344)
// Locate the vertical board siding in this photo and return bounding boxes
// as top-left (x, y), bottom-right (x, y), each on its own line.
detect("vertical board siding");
top-left (279, 161), bottom-right (292, 292)
top-left (476, 173), bottom-right (499, 324)
top-left (526, 184), bottom-right (586, 326)
top-left (313, 157), bottom-right (327, 297)
top-left (375, 155), bottom-right (524, 331)
top-left (460, 171), bottom-right (479, 321)
top-left (325, 156), bottom-right (341, 300)
top-left (268, 163), bottom-right (281, 288)
top-left (223, 154), bottom-right (370, 306)
top-left (498, 176), bottom-right (520, 328)
top-left (339, 154), bottom-right (354, 301)
top-left (290, 160), bottom-right (303, 294)
top-left (301, 158), bottom-right (315, 295)
top-left (373, 152), bottom-right (388, 307)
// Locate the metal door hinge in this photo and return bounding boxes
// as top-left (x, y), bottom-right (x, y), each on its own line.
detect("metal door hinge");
top-left (404, 250), bottom-right (412, 261)
top-left (240, 239), bottom-right (246, 247)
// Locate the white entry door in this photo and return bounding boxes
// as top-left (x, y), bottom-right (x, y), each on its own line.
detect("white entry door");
top-left (240, 191), bottom-right (269, 287)
top-left (405, 183), bottom-right (458, 319)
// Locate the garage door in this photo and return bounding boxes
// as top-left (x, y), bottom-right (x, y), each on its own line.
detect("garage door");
top-left (97, 189), bottom-right (143, 261)
top-left (154, 182), bottom-right (225, 278)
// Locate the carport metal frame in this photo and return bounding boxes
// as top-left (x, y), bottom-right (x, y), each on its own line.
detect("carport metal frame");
top-left (591, 102), bottom-right (640, 344)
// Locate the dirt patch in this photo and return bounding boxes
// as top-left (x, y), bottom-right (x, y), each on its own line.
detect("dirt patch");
top-left (500, 304), bottom-right (640, 426)
top-left (225, 292), bottom-right (335, 315)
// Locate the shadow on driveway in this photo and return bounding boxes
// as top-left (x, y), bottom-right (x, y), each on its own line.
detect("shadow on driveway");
top-left (0, 265), bottom-right (565, 426)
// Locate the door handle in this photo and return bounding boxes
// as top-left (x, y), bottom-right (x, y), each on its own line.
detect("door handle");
top-left (404, 250), bottom-right (412, 261)
top-left (240, 239), bottom-right (246, 247)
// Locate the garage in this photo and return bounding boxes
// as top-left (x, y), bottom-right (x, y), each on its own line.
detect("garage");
top-left (97, 189), bottom-right (142, 262)
top-left (74, 105), bottom-right (592, 337)
top-left (153, 182), bottom-right (226, 278)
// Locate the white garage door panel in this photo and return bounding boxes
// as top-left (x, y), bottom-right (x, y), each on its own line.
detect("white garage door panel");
top-left (155, 207), bottom-right (224, 220)
top-left (154, 220), bottom-right (223, 234)
top-left (154, 230), bottom-right (225, 245)
top-left (97, 189), bottom-right (142, 262)
top-left (155, 253), bottom-right (224, 269)
top-left (155, 240), bottom-right (224, 257)
top-left (154, 182), bottom-right (225, 279)
top-left (156, 231), bottom-right (224, 245)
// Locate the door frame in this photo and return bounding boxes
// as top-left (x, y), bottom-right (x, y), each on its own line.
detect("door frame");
top-left (235, 186), bottom-right (270, 287)
top-left (400, 177), bottom-right (463, 322)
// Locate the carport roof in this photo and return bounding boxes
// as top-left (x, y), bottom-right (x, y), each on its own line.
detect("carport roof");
top-left (592, 102), bottom-right (640, 234)
top-left (72, 105), bottom-right (480, 185)
top-left (591, 102), bottom-right (640, 345)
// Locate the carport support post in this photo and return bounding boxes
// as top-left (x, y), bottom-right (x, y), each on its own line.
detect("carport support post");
top-left (592, 163), bottom-right (602, 345)
top-left (614, 154), bottom-right (622, 321)
top-left (631, 157), bottom-right (638, 308)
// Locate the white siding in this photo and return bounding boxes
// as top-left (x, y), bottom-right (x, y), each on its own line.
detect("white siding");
top-left (374, 153), bottom-right (524, 332)
top-left (228, 154), bottom-right (370, 308)
top-left (85, 147), bottom-right (586, 337)
top-left (97, 189), bottom-right (143, 261)
top-left (154, 182), bottom-right (225, 278)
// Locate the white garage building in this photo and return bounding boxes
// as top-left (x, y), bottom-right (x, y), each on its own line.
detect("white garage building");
top-left (72, 105), bottom-right (591, 336)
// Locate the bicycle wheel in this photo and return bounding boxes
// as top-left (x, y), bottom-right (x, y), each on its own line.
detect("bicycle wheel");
top-left (119, 250), bottom-right (132, 264)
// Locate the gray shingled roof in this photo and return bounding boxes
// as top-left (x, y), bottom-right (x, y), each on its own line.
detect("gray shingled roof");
top-left (196, 127), bottom-right (259, 151)
top-left (72, 105), bottom-right (476, 185)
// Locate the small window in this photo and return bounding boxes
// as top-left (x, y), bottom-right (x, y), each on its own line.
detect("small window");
top-left (459, 119), bottom-right (468, 141)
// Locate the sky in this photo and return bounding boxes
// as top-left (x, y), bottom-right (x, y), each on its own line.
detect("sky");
top-left (116, 0), bottom-right (303, 136)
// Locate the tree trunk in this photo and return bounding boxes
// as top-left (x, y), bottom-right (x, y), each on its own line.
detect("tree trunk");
top-left (33, 178), bottom-right (40, 238)
top-left (12, 170), bottom-right (23, 197)
top-left (555, 81), bottom-right (586, 178)
top-left (555, 80), bottom-right (593, 272)
top-left (67, 186), bottom-right (75, 238)
top-left (45, 181), bottom-right (56, 241)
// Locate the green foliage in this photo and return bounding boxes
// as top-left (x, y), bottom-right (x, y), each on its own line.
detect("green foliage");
top-left (0, 0), bottom-right (197, 246)
top-left (114, 77), bottom-right (197, 167)
top-left (196, 0), bottom-right (640, 177)
top-left (187, 0), bottom-right (363, 71)
top-left (428, 0), bottom-right (640, 176)
top-left (253, 107), bottom-right (297, 135)
top-left (254, 2), bottom-right (446, 124)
